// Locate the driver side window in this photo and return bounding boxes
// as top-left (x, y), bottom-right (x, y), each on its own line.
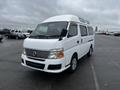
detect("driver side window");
top-left (68, 23), bottom-right (78, 38)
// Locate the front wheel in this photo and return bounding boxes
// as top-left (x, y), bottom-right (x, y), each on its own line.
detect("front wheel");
top-left (69, 55), bottom-right (78, 72)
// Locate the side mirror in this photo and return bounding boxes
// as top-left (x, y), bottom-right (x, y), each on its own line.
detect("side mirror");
top-left (59, 29), bottom-right (67, 41)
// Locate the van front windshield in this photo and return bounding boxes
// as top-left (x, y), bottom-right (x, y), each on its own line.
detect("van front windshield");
top-left (30, 22), bottom-right (68, 39)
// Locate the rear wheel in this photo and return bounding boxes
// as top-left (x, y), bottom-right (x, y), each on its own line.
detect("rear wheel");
top-left (69, 55), bottom-right (78, 72)
top-left (87, 46), bottom-right (93, 57)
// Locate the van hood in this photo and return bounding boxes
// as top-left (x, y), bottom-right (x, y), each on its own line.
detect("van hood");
top-left (23, 38), bottom-right (62, 50)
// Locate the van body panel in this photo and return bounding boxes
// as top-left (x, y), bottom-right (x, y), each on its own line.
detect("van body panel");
top-left (42, 15), bottom-right (80, 23)
top-left (21, 54), bottom-right (69, 73)
top-left (24, 38), bottom-right (62, 50)
top-left (62, 36), bottom-right (80, 66)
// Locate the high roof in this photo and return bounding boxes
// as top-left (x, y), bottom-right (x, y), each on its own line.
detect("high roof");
top-left (42, 15), bottom-right (89, 24)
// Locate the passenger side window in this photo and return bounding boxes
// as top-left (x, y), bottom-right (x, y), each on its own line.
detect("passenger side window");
top-left (80, 25), bottom-right (88, 36)
top-left (68, 23), bottom-right (78, 38)
top-left (88, 26), bottom-right (94, 35)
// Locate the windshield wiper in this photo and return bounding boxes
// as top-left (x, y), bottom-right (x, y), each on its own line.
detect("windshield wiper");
top-left (30, 35), bottom-right (60, 39)
top-left (30, 35), bottom-right (47, 38)
top-left (45, 35), bottom-right (60, 38)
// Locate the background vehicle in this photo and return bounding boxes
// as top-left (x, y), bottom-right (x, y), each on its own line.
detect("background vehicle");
top-left (22, 32), bottom-right (30, 38)
top-left (0, 34), bottom-right (3, 42)
top-left (7, 30), bottom-right (26, 39)
top-left (114, 32), bottom-right (120, 36)
top-left (0, 28), bottom-right (11, 36)
top-left (27, 30), bottom-right (33, 34)
top-left (21, 15), bottom-right (95, 73)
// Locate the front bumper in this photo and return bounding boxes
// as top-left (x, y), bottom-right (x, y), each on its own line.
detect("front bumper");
top-left (21, 54), bottom-right (70, 73)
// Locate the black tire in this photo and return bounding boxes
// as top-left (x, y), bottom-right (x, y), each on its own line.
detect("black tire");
top-left (0, 39), bottom-right (2, 42)
top-left (69, 55), bottom-right (78, 73)
top-left (16, 36), bottom-right (19, 39)
top-left (87, 46), bottom-right (93, 57)
top-left (6, 36), bottom-right (9, 39)
top-left (0, 37), bottom-right (3, 42)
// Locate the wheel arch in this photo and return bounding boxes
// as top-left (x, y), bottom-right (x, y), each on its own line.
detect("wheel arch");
top-left (72, 52), bottom-right (78, 60)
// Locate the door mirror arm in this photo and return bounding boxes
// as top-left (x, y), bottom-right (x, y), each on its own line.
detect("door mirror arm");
top-left (59, 29), bottom-right (67, 41)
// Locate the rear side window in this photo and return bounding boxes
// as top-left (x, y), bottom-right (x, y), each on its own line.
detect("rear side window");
top-left (88, 26), bottom-right (94, 35)
top-left (80, 25), bottom-right (88, 36)
top-left (68, 23), bottom-right (78, 37)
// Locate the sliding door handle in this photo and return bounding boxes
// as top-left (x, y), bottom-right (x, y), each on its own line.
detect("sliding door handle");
top-left (81, 39), bottom-right (83, 43)
top-left (77, 41), bottom-right (79, 44)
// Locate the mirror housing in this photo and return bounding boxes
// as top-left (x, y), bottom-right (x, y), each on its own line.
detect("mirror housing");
top-left (59, 29), bottom-right (67, 41)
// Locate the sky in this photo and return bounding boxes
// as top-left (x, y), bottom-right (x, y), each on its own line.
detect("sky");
top-left (0, 0), bottom-right (120, 31)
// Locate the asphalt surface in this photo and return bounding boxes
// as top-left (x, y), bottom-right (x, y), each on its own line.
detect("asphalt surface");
top-left (0, 35), bottom-right (120, 90)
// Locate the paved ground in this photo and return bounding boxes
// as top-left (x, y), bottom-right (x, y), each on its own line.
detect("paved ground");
top-left (0, 35), bottom-right (120, 90)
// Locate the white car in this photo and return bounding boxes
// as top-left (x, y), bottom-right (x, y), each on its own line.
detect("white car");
top-left (21, 15), bottom-right (95, 73)
top-left (22, 32), bottom-right (30, 38)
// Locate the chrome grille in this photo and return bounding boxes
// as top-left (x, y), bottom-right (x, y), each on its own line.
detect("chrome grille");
top-left (25, 48), bottom-right (50, 59)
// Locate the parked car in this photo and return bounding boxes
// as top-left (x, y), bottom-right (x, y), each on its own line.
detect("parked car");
top-left (7, 30), bottom-right (26, 39)
top-left (0, 28), bottom-right (11, 35)
top-left (0, 34), bottom-right (3, 42)
top-left (22, 32), bottom-right (30, 38)
top-left (27, 30), bottom-right (33, 34)
top-left (114, 32), bottom-right (120, 36)
top-left (17, 31), bottom-right (27, 39)
top-left (21, 15), bottom-right (95, 73)
top-left (106, 32), bottom-right (115, 36)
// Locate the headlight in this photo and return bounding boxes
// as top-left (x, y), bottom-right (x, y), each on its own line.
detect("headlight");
top-left (48, 48), bottom-right (64, 59)
top-left (22, 48), bottom-right (26, 55)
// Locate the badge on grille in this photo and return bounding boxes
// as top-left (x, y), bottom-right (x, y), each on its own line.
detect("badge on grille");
top-left (32, 51), bottom-right (37, 56)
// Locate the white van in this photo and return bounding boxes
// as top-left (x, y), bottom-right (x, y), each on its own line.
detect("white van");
top-left (21, 15), bottom-right (95, 73)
